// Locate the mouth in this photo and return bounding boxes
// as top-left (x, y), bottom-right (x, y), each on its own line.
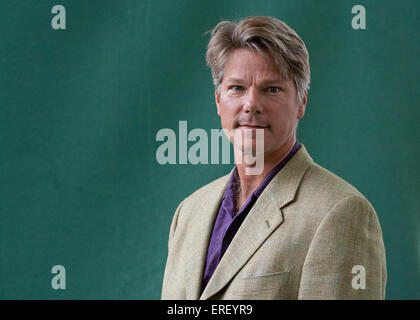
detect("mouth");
top-left (238, 124), bottom-right (269, 129)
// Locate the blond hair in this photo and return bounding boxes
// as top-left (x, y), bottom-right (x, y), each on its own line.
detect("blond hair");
top-left (206, 16), bottom-right (310, 103)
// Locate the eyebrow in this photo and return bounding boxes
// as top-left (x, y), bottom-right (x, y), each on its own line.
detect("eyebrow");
top-left (224, 77), bottom-right (287, 86)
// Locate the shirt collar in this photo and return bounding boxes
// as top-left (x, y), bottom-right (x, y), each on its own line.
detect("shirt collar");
top-left (222, 140), bottom-right (301, 200)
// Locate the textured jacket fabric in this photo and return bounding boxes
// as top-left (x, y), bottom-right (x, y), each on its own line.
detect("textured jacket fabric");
top-left (161, 144), bottom-right (387, 299)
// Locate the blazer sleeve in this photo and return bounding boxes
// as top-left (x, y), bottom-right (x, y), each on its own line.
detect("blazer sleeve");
top-left (167, 201), bottom-right (183, 250)
top-left (298, 195), bottom-right (387, 299)
top-left (161, 200), bottom-right (185, 299)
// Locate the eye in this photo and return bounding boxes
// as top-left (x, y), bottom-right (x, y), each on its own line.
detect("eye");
top-left (267, 87), bottom-right (281, 93)
top-left (229, 86), bottom-right (244, 93)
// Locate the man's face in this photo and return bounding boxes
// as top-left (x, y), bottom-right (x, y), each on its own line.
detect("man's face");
top-left (215, 48), bottom-right (307, 157)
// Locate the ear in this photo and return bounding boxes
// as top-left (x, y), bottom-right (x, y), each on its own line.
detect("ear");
top-left (297, 90), bottom-right (307, 120)
top-left (215, 89), bottom-right (221, 116)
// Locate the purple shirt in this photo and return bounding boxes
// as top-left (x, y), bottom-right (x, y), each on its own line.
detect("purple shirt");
top-left (201, 141), bottom-right (301, 292)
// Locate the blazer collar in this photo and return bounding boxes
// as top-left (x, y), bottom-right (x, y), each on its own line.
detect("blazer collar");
top-left (186, 143), bottom-right (314, 299)
top-left (184, 172), bottom-right (232, 300)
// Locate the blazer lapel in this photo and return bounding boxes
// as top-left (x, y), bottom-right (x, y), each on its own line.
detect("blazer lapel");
top-left (200, 144), bottom-right (314, 300)
top-left (185, 171), bottom-right (232, 299)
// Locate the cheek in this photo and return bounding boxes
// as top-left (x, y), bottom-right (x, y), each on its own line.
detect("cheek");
top-left (219, 100), bottom-right (238, 120)
top-left (218, 106), bottom-right (233, 129)
top-left (220, 92), bottom-right (242, 108)
top-left (269, 109), bottom-right (296, 132)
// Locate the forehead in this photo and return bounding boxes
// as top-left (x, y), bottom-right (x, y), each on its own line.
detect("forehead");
top-left (223, 48), bottom-right (288, 82)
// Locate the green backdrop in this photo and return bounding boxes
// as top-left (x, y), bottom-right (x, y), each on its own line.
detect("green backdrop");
top-left (0, 0), bottom-right (418, 299)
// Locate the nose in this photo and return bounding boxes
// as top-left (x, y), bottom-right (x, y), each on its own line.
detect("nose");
top-left (243, 87), bottom-right (262, 114)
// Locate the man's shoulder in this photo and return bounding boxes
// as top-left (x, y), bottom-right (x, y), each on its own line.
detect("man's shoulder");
top-left (305, 162), bottom-right (364, 197)
top-left (297, 161), bottom-right (373, 212)
top-left (182, 170), bottom-right (232, 205)
top-left (283, 143), bottom-right (368, 203)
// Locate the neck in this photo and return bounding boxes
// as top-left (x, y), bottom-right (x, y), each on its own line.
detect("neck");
top-left (234, 137), bottom-right (296, 202)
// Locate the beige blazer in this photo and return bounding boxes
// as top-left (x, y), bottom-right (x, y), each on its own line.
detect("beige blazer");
top-left (161, 144), bottom-right (387, 299)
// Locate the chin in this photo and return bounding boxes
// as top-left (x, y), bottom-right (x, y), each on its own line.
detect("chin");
top-left (240, 139), bottom-right (266, 155)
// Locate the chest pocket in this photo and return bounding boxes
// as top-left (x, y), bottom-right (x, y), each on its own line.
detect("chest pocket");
top-left (229, 270), bottom-right (291, 299)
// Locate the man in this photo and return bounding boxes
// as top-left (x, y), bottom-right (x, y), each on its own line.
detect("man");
top-left (162, 16), bottom-right (386, 299)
